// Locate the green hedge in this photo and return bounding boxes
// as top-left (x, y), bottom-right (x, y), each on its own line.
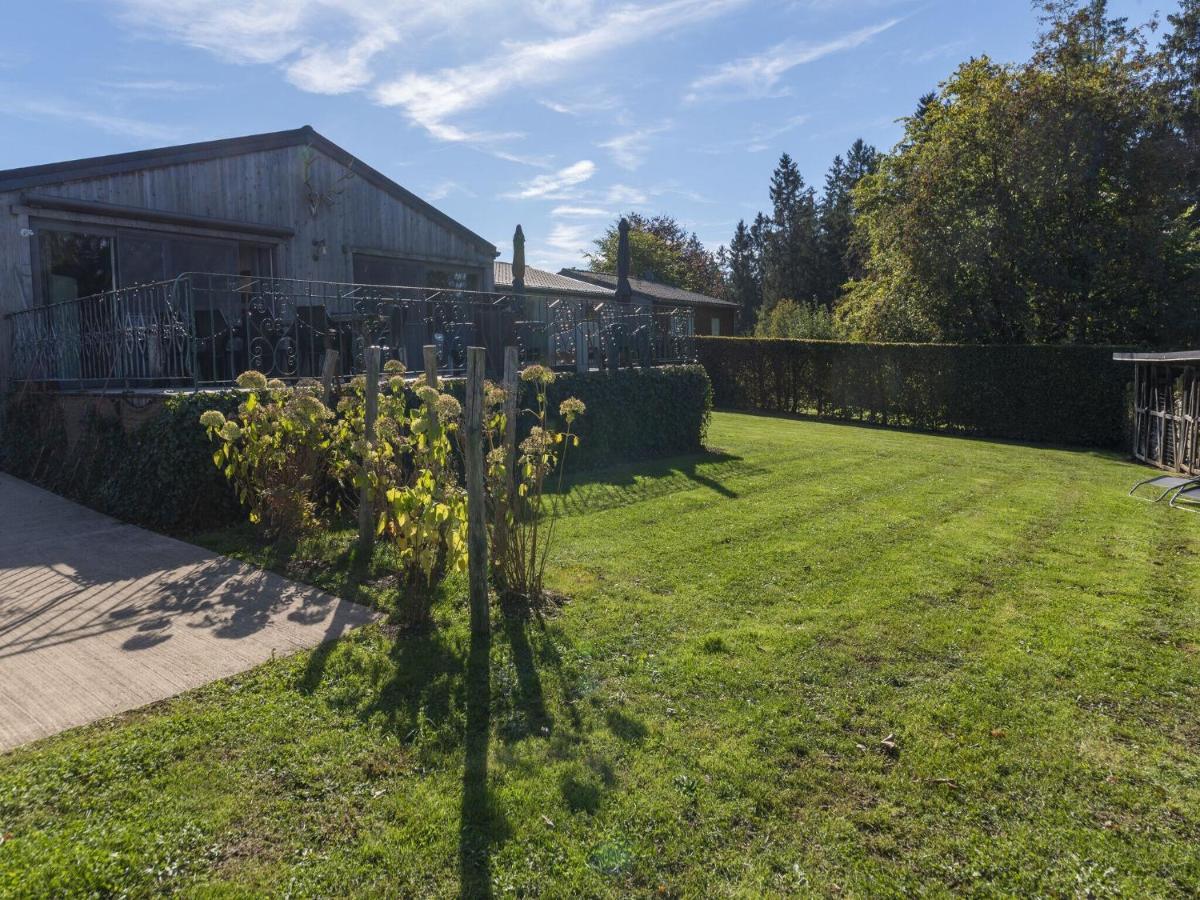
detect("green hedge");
top-left (440, 364), bottom-right (711, 471)
top-left (697, 337), bottom-right (1131, 447)
top-left (1, 391), bottom-right (244, 535)
top-left (1, 365), bottom-right (711, 534)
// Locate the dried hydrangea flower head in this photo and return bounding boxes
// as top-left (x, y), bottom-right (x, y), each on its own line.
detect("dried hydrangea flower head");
top-left (484, 381), bottom-right (507, 408)
top-left (235, 370), bottom-right (269, 390)
top-left (199, 410), bottom-right (226, 429)
top-left (436, 393), bottom-right (462, 422)
top-left (265, 378), bottom-right (287, 390)
top-left (383, 359), bottom-right (406, 375)
top-left (519, 364), bottom-right (555, 386)
top-left (559, 397), bottom-right (586, 424)
top-left (287, 393), bottom-right (332, 422)
top-left (520, 426), bottom-right (552, 455)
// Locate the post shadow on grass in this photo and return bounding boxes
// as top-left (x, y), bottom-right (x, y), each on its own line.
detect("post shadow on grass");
top-left (459, 624), bottom-right (499, 899)
top-left (296, 538), bottom-right (373, 694)
top-left (500, 614), bottom-right (551, 740)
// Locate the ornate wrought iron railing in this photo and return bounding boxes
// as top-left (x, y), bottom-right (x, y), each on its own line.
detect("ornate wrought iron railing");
top-left (5, 273), bottom-right (696, 388)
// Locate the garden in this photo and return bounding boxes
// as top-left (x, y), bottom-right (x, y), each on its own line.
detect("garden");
top-left (1, 373), bottom-right (1198, 894)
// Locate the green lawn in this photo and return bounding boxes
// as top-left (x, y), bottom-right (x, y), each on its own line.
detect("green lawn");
top-left (3, 412), bottom-right (1199, 897)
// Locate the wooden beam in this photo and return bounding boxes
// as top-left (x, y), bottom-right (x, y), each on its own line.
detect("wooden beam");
top-left (464, 346), bottom-right (489, 635)
top-left (20, 193), bottom-right (295, 238)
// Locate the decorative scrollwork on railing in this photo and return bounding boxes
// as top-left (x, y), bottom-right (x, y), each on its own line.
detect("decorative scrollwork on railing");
top-left (5, 273), bottom-right (696, 387)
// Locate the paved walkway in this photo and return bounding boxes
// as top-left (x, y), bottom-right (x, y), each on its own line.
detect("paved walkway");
top-left (0, 474), bottom-right (379, 752)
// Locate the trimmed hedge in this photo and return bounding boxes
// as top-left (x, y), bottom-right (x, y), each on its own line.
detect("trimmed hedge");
top-left (1, 364), bottom-right (711, 534)
top-left (697, 337), bottom-right (1131, 447)
top-left (525, 364), bottom-right (711, 471)
top-left (1, 390), bottom-right (244, 535)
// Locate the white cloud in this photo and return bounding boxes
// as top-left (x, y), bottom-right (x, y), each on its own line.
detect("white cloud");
top-left (538, 91), bottom-right (619, 117)
top-left (504, 160), bottom-right (596, 200)
top-left (599, 125), bottom-right (670, 170)
top-left (104, 0), bottom-right (746, 161)
top-left (604, 184), bottom-right (649, 206)
top-left (110, 1), bottom-right (483, 93)
top-left (551, 205), bottom-right (610, 217)
top-left (375, 0), bottom-right (744, 140)
top-left (94, 79), bottom-right (213, 93)
top-left (686, 18), bottom-right (900, 103)
top-left (285, 29), bottom-right (399, 94)
top-left (424, 180), bottom-right (477, 201)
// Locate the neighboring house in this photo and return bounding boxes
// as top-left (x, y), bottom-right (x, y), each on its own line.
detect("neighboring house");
top-left (493, 261), bottom-right (614, 366)
top-left (559, 269), bottom-right (737, 337)
top-left (0, 126), bottom-right (497, 386)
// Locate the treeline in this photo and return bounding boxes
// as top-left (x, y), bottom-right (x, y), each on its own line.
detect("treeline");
top-left (725, 0), bottom-right (1200, 347)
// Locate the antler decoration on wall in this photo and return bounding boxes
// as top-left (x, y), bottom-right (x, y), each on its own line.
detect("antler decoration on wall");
top-left (300, 147), bottom-right (356, 221)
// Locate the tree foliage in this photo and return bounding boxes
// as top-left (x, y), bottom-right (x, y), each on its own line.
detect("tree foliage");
top-left (586, 212), bottom-right (726, 298)
top-left (839, 0), bottom-right (1200, 345)
top-left (724, 141), bottom-right (878, 333)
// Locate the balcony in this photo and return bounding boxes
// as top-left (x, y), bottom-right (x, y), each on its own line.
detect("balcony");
top-left (5, 273), bottom-right (696, 390)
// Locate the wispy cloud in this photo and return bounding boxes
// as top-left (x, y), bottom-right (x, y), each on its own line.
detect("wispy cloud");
top-left (504, 160), bottom-right (596, 200)
top-left (686, 18), bottom-right (900, 103)
top-left (375, 0), bottom-right (744, 140)
top-left (538, 91), bottom-right (619, 117)
top-left (696, 113), bottom-right (811, 154)
top-left (424, 179), bottom-right (477, 201)
top-left (551, 205), bottom-right (610, 217)
top-left (0, 93), bottom-right (183, 143)
top-left (94, 78), bottom-right (214, 94)
top-left (599, 124), bottom-right (670, 170)
top-left (110, 1), bottom-right (483, 94)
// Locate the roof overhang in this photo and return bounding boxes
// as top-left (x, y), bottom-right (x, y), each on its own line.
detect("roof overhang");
top-left (1113, 351), bottom-right (1200, 363)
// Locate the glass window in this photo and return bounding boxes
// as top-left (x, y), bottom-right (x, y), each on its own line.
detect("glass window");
top-left (353, 253), bottom-right (421, 286)
top-left (426, 268), bottom-right (479, 291)
top-left (37, 229), bottom-right (114, 303)
top-left (117, 233), bottom-right (167, 286)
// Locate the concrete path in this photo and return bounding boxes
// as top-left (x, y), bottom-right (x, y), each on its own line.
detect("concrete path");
top-left (0, 474), bottom-right (379, 752)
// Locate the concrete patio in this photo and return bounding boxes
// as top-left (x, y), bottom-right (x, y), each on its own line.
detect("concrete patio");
top-left (0, 474), bottom-right (379, 752)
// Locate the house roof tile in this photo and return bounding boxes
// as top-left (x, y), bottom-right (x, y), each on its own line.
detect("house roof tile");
top-left (559, 269), bottom-right (739, 309)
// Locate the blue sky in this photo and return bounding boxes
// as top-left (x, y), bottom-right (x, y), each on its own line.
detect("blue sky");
top-left (0, 0), bottom-right (1176, 271)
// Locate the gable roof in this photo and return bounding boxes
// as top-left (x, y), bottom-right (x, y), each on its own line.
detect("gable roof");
top-left (559, 269), bottom-right (739, 309)
top-left (0, 126), bottom-right (497, 256)
top-left (494, 262), bottom-right (614, 297)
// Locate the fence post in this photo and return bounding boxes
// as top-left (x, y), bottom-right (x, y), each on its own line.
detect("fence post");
top-left (423, 344), bottom-right (438, 388)
top-left (494, 346), bottom-right (519, 562)
top-left (575, 323), bottom-right (588, 374)
top-left (357, 345), bottom-right (380, 554)
top-left (320, 349), bottom-right (339, 408)
top-left (464, 346), bottom-right (490, 635)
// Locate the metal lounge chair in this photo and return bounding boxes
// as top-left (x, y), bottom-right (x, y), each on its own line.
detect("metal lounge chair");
top-left (1129, 473), bottom-right (1200, 503)
top-left (1169, 481), bottom-right (1200, 512)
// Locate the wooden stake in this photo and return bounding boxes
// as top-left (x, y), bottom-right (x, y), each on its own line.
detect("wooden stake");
top-left (495, 346), bottom-right (519, 560)
top-left (320, 349), bottom-right (339, 407)
top-left (423, 344), bottom-right (438, 388)
top-left (464, 346), bottom-right (490, 634)
top-left (357, 345), bottom-right (380, 553)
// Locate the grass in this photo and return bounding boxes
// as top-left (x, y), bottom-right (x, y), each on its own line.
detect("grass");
top-left (2, 412), bottom-right (1199, 897)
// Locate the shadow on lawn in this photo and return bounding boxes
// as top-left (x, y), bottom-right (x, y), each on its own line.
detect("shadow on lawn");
top-left (459, 625), bottom-right (497, 898)
top-left (552, 449), bottom-right (750, 517)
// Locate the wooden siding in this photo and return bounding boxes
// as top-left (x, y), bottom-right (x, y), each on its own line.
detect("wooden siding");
top-left (0, 142), bottom-right (496, 386)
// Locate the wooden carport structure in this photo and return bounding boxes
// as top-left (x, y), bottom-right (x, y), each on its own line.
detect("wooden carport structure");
top-left (1115, 351), bottom-right (1200, 475)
